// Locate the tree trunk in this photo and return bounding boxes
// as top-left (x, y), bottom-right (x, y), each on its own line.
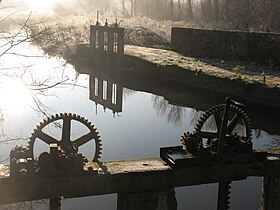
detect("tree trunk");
top-left (178, 0), bottom-right (181, 20)
top-left (157, 0), bottom-right (161, 19)
top-left (130, 0), bottom-right (133, 17)
top-left (170, 0), bottom-right (173, 20)
top-left (188, 0), bottom-right (193, 21)
top-left (207, 0), bottom-right (212, 22)
top-left (213, 0), bottom-right (219, 22)
top-left (122, 0), bottom-right (125, 15)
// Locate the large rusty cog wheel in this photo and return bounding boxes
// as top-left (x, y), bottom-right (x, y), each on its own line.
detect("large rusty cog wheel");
top-left (194, 104), bottom-right (252, 141)
top-left (181, 104), bottom-right (252, 154)
top-left (28, 113), bottom-right (102, 162)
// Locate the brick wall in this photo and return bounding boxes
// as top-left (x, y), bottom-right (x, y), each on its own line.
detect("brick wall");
top-left (171, 27), bottom-right (280, 66)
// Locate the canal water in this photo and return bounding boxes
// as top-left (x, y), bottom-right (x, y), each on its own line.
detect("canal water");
top-left (0, 40), bottom-right (280, 210)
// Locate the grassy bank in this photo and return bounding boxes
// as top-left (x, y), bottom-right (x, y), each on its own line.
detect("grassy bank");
top-left (29, 14), bottom-right (195, 59)
top-left (26, 13), bottom-right (279, 89)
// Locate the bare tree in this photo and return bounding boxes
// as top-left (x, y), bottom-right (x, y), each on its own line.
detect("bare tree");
top-left (213, 0), bottom-right (219, 22)
top-left (187, 0), bottom-right (193, 21)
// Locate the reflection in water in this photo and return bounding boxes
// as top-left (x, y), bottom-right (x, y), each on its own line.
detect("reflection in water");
top-left (151, 95), bottom-right (202, 128)
top-left (89, 74), bottom-right (123, 116)
top-left (0, 78), bottom-right (32, 114)
top-left (152, 95), bottom-right (186, 125)
top-left (0, 40), bottom-right (280, 209)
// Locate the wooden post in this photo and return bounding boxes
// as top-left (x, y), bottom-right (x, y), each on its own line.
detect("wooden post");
top-left (99, 27), bottom-right (104, 66)
top-left (96, 78), bottom-right (102, 98)
top-left (49, 197), bottom-right (61, 210)
top-left (107, 80), bottom-right (113, 104)
top-left (117, 188), bottom-right (177, 210)
top-left (117, 28), bottom-right (124, 66)
top-left (260, 176), bottom-right (280, 210)
top-left (89, 26), bottom-right (97, 64)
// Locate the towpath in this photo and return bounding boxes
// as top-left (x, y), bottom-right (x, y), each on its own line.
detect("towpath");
top-left (125, 45), bottom-right (280, 88)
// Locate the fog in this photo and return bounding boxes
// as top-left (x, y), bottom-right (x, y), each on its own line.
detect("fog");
top-left (1, 0), bottom-right (280, 33)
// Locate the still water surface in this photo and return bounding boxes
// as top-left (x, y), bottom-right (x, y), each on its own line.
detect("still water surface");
top-left (0, 41), bottom-right (279, 210)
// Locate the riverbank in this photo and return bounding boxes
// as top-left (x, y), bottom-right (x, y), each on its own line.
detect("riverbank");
top-left (121, 45), bottom-right (280, 109)
top-left (72, 43), bottom-right (280, 109)
top-left (28, 15), bottom-right (280, 109)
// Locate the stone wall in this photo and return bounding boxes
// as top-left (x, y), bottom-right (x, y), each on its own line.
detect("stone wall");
top-left (171, 27), bottom-right (280, 66)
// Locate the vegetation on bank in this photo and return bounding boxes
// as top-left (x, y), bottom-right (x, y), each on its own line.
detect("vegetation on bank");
top-left (1, 0), bottom-right (279, 89)
top-left (29, 15), bottom-right (193, 59)
top-left (27, 13), bottom-right (280, 89)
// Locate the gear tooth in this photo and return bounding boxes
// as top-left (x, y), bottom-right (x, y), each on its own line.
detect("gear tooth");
top-left (198, 119), bottom-right (204, 125)
top-left (194, 123), bottom-right (200, 129)
top-left (200, 116), bottom-right (206, 121)
top-left (247, 118), bottom-right (251, 124)
top-left (205, 110), bottom-right (212, 115)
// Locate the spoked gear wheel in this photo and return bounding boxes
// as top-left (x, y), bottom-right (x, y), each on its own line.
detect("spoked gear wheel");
top-left (195, 104), bottom-right (252, 143)
top-left (28, 113), bottom-right (102, 161)
top-left (181, 104), bottom-right (252, 156)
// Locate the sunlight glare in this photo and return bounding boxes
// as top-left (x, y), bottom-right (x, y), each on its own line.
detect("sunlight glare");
top-left (24, 0), bottom-right (56, 8)
top-left (0, 78), bottom-right (32, 114)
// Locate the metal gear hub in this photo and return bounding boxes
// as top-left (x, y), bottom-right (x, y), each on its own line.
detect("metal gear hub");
top-left (181, 104), bottom-right (252, 156)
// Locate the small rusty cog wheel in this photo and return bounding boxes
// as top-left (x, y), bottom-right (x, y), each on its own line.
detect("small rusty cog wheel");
top-left (181, 104), bottom-right (252, 155)
top-left (28, 113), bottom-right (102, 161)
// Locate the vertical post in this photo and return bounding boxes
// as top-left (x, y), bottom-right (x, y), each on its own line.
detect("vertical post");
top-left (107, 80), bottom-right (113, 105)
top-left (108, 28), bottom-right (114, 65)
top-left (117, 189), bottom-right (177, 210)
top-left (99, 27), bottom-right (104, 66)
top-left (116, 85), bottom-right (123, 112)
top-left (90, 26), bottom-right (97, 64)
top-left (89, 76), bottom-right (95, 99)
top-left (217, 182), bottom-right (231, 210)
top-left (217, 102), bottom-right (230, 156)
top-left (89, 26), bottom-right (94, 48)
top-left (50, 197), bottom-right (61, 210)
top-left (98, 78), bottom-right (103, 98)
top-left (260, 176), bottom-right (280, 210)
top-left (117, 28), bottom-right (124, 66)
top-left (108, 28), bottom-right (114, 53)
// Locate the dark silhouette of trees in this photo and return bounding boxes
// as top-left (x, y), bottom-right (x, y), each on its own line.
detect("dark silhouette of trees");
top-left (50, 0), bottom-right (280, 33)
top-left (187, 0), bottom-right (193, 21)
top-left (129, 0), bottom-right (280, 32)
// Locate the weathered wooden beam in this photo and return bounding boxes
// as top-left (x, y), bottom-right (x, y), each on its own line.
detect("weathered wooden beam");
top-left (1, 155), bottom-right (280, 205)
top-left (260, 176), bottom-right (280, 210)
top-left (117, 188), bottom-right (177, 210)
